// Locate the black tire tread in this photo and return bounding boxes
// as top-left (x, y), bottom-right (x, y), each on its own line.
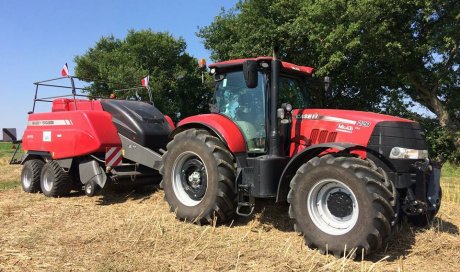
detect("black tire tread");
top-left (41, 160), bottom-right (72, 197)
top-left (21, 159), bottom-right (45, 193)
top-left (161, 129), bottom-right (236, 224)
top-left (287, 154), bottom-right (396, 257)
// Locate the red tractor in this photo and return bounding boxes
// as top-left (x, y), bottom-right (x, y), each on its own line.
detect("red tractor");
top-left (15, 55), bottom-right (441, 257)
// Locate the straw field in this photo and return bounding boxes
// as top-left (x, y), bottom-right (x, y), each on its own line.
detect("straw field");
top-left (0, 142), bottom-right (459, 271)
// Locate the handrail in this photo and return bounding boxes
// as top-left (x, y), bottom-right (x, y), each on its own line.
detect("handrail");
top-left (30, 76), bottom-right (152, 113)
top-left (33, 83), bottom-right (92, 91)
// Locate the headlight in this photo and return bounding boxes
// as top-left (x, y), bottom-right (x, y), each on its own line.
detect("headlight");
top-left (389, 147), bottom-right (429, 159)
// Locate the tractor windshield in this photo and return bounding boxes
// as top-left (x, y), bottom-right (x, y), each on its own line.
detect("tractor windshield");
top-left (214, 71), bottom-right (267, 152)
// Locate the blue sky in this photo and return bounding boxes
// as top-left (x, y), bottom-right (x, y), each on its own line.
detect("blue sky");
top-left (0, 0), bottom-right (237, 138)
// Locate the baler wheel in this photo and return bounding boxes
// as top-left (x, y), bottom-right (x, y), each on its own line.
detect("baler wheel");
top-left (161, 129), bottom-right (236, 225)
top-left (84, 181), bottom-right (99, 197)
top-left (288, 155), bottom-right (395, 257)
top-left (21, 159), bottom-right (44, 193)
top-left (40, 161), bottom-right (72, 197)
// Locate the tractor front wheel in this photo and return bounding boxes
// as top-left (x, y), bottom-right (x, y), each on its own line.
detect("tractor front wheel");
top-left (288, 155), bottom-right (395, 257)
top-left (40, 161), bottom-right (73, 197)
top-left (161, 129), bottom-right (236, 224)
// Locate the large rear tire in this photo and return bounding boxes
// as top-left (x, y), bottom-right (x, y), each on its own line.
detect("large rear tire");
top-left (161, 129), bottom-right (236, 224)
top-left (288, 155), bottom-right (395, 257)
top-left (21, 159), bottom-right (44, 193)
top-left (40, 161), bottom-right (73, 197)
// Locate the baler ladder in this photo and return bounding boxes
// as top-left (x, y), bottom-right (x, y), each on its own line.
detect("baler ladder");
top-left (9, 141), bottom-right (23, 165)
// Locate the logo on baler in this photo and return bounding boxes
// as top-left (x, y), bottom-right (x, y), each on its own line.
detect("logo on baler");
top-left (28, 120), bottom-right (73, 126)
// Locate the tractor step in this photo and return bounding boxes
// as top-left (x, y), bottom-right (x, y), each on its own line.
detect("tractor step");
top-left (236, 183), bottom-right (255, 217)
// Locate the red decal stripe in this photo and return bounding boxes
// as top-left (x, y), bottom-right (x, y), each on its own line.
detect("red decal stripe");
top-left (106, 147), bottom-right (122, 166)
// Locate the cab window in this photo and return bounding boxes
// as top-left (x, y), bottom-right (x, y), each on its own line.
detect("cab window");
top-left (214, 71), bottom-right (266, 152)
top-left (279, 76), bottom-right (307, 109)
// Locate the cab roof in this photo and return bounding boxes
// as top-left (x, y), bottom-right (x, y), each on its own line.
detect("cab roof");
top-left (209, 57), bottom-right (314, 76)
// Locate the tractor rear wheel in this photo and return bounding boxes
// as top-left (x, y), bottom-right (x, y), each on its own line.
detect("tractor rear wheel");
top-left (40, 161), bottom-right (73, 197)
top-left (288, 155), bottom-right (395, 257)
top-left (161, 129), bottom-right (236, 224)
top-left (21, 159), bottom-right (44, 193)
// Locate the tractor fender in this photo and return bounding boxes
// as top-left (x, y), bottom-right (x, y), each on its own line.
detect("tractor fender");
top-left (171, 114), bottom-right (246, 154)
top-left (276, 142), bottom-right (360, 202)
top-left (164, 115), bottom-right (175, 129)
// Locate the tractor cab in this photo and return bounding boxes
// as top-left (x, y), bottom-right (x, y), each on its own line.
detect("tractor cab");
top-left (209, 57), bottom-right (313, 155)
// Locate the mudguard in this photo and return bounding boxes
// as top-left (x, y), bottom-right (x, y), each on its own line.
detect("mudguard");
top-left (79, 158), bottom-right (107, 188)
top-left (173, 114), bottom-right (246, 154)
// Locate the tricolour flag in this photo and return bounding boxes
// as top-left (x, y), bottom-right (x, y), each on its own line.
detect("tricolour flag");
top-left (141, 75), bottom-right (149, 87)
top-left (61, 63), bottom-right (69, 77)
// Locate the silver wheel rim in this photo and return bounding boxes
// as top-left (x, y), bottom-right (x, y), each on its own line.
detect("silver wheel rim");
top-left (307, 179), bottom-right (359, 235)
top-left (172, 151), bottom-right (207, 207)
top-left (42, 171), bottom-right (53, 192)
top-left (22, 169), bottom-right (32, 189)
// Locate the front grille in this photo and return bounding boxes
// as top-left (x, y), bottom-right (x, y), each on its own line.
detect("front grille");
top-left (368, 121), bottom-right (427, 156)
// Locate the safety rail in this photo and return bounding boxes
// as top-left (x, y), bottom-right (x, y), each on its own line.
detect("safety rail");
top-left (31, 76), bottom-right (152, 113)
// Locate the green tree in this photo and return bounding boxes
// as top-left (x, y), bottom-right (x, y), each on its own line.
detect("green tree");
top-left (75, 29), bottom-right (211, 120)
top-left (198, 0), bottom-right (460, 161)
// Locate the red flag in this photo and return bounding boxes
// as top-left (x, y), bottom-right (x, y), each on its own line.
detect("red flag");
top-left (61, 63), bottom-right (69, 77)
top-left (141, 75), bottom-right (149, 87)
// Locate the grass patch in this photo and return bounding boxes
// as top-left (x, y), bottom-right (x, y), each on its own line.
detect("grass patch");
top-left (441, 162), bottom-right (460, 178)
top-left (0, 180), bottom-right (20, 191)
top-left (0, 142), bottom-right (13, 150)
top-left (0, 142), bottom-right (18, 159)
top-left (0, 162), bottom-right (21, 191)
top-left (440, 164), bottom-right (460, 203)
top-left (441, 177), bottom-right (460, 203)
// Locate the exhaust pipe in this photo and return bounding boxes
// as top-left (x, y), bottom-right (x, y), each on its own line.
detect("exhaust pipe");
top-left (269, 47), bottom-right (281, 156)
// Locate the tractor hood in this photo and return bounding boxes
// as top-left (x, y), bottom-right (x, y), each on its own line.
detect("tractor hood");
top-left (289, 108), bottom-right (423, 157)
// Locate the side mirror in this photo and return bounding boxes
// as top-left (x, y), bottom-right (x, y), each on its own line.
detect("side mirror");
top-left (243, 60), bottom-right (258, 88)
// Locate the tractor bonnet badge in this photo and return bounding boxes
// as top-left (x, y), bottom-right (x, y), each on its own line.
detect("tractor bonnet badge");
top-left (296, 113), bottom-right (320, 120)
top-left (336, 124), bottom-right (354, 133)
